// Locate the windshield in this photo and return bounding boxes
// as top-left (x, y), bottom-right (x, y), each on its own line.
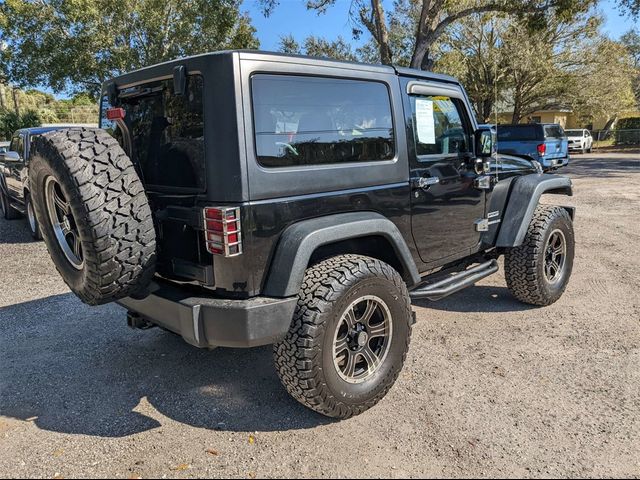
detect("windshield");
top-left (100, 75), bottom-right (205, 192)
top-left (565, 130), bottom-right (584, 136)
top-left (496, 125), bottom-right (540, 141)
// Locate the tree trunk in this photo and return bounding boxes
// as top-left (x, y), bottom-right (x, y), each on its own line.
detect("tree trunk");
top-left (410, 37), bottom-right (428, 69)
top-left (511, 109), bottom-right (521, 124)
top-left (420, 52), bottom-right (434, 71)
top-left (481, 99), bottom-right (493, 124)
top-left (0, 83), bottom-right (6, 110)
top-left (12, 87), bottom-right (20, 116)
top-left (371, 0), bottom-right (392, 65)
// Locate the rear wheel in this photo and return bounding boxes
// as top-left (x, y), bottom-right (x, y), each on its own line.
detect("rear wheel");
top-left (274, 254), bottom-right (413, 419)
top-left (504, 205), bottom-right (574, 306)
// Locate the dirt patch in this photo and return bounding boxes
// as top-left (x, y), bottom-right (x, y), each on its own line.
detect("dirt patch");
top-left (0, 152), bottom-right (638, 478)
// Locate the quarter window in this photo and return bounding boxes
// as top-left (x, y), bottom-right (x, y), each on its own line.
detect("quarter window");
top-left (252, 75), bottom-right (395, 168)
top-left (410, 95), bottom-right (470, 156)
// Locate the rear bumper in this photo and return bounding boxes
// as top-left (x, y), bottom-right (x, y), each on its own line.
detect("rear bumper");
top-left (117, 282), bottom-right (297, 348)
top-left (541, 156), bottom-right (569, 169)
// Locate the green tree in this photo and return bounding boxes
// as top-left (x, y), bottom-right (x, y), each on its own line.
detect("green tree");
top-left (433, 11), bottom-right (635, 125)
top-left (0, 0), bottom-right (259, 96)
top-left (617, 0), bottom-right (640, 18)
top-left (567, 39), bottom-right (636, 124)
top-left (435, 14), bottom-right (508, 122)
top-left (261, 0), bottom-right (595, 70)
top-left (620, 29), bottom-right (640, 107)
top-left (278, 35), bottom-right (358, 61)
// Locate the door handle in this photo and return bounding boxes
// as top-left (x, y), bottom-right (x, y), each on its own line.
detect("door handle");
top-left (411, 176), bottom-right (439, 190)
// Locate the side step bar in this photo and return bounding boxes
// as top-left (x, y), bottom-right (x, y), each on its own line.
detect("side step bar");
top-left (410, 259), bottom-right (499, 301)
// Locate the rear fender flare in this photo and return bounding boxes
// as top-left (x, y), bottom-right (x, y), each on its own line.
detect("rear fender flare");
top-left (262, 212), bottom-right (421, 298)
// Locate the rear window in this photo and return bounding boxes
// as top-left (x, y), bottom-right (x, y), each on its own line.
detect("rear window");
top-left (544, 125), bottom-right (565, 138)
top-left (496, 125), bottom-right (540, 141)
top-left (251, 74), bottom-right (395, 168)
top-left (100, 75), bottom-right (205, 191)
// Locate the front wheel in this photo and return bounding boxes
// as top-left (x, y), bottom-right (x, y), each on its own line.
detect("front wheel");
top-left (504, 205), bottom-right (574, 306)
top-left (274, 254), bottom-right (413, 419)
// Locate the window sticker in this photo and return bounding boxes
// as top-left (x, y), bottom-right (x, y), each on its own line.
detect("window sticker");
top-left (415, 98), bottom-right (436, 144)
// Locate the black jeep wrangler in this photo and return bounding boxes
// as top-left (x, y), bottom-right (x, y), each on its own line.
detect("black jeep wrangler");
top-left (25, 51), bottom-right (575, 419)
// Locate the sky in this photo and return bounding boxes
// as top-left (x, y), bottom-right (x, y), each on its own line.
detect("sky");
top-left (242, 0), bottom-right (638, 52)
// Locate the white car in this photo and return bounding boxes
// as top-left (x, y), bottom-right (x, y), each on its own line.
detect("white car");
top-left (565, 129), bottom-right (593, 153)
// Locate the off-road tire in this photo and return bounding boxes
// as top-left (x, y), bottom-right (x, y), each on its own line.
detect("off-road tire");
top-left (274, 254), bottom-right (413, 419)
top-left (504, 205), bottom-right (574, 306)
top-left (0, 186), bottom-right (21, 220)
top-left (30, 128), bottom-right (156, 305)
top-left (25, 194), bottom-right (42, 240)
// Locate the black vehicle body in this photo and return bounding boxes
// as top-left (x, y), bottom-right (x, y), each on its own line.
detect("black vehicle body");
top-left (19, 51), bottom-right (573, 350)
top-left (0, 127), bottom-right (69, 214)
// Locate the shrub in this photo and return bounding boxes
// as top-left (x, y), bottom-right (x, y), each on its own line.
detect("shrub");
top-left (0, 109), bottom-right (42, 140)
top-left (616, 117), bottom-right (640, 130)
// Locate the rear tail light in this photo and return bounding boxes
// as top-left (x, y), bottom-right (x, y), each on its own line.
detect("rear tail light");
top-left (106, 107), bottom-right (126, 120)
top-left (537, 143), bottom-right (546, 156)
top-left (202, 207), bottom-right (242, 257)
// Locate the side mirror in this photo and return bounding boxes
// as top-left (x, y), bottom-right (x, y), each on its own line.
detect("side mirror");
top-left (0, 151), bottom-right (20, 163)
top-left (475, 127), bottom-right (496, 158)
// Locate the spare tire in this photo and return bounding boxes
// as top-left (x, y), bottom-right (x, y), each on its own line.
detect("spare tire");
top-left (30, 128), bottom-right (156, 305)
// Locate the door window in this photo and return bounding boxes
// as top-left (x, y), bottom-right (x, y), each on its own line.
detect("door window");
top-left (409, 95), bottom-right (470, 157)
top-left (9, 135), bottom-right (23, 155)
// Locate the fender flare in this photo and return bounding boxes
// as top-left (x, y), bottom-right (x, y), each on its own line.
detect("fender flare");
top-left (496, 173), bottom-right (573, 248)
top-left (262, 212), bottom-right (421, 298)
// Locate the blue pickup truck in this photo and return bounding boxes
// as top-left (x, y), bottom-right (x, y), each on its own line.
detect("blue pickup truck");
top-left (495, 123), bottom-right (569, 171)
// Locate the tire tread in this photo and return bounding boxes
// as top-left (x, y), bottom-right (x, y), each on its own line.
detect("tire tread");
top-left (274, 254), bottom-right (412, 419)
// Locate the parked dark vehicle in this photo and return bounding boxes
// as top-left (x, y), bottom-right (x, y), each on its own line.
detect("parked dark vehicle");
top-left (496, 123), bottom-right (569, 170)
top-left (0, 127), bottom-right (70, 238)
top-left (14, 51), bottom-right (575, 419)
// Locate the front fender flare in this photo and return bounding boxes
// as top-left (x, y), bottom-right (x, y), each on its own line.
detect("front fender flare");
top-left (496, 174), bottom-right (573, 248)
top-left (262, 212), bottom-right (421, 298)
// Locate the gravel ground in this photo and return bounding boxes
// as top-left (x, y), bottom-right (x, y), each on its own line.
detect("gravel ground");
top-left (0, 152), bottom-right (639, 478)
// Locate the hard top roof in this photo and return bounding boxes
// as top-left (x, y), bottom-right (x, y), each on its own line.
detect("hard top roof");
top-left (107, 50), bottom-right (461, 87)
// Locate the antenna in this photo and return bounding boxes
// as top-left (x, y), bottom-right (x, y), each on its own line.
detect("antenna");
top-left (494, 50), bottom-right (499, 176)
